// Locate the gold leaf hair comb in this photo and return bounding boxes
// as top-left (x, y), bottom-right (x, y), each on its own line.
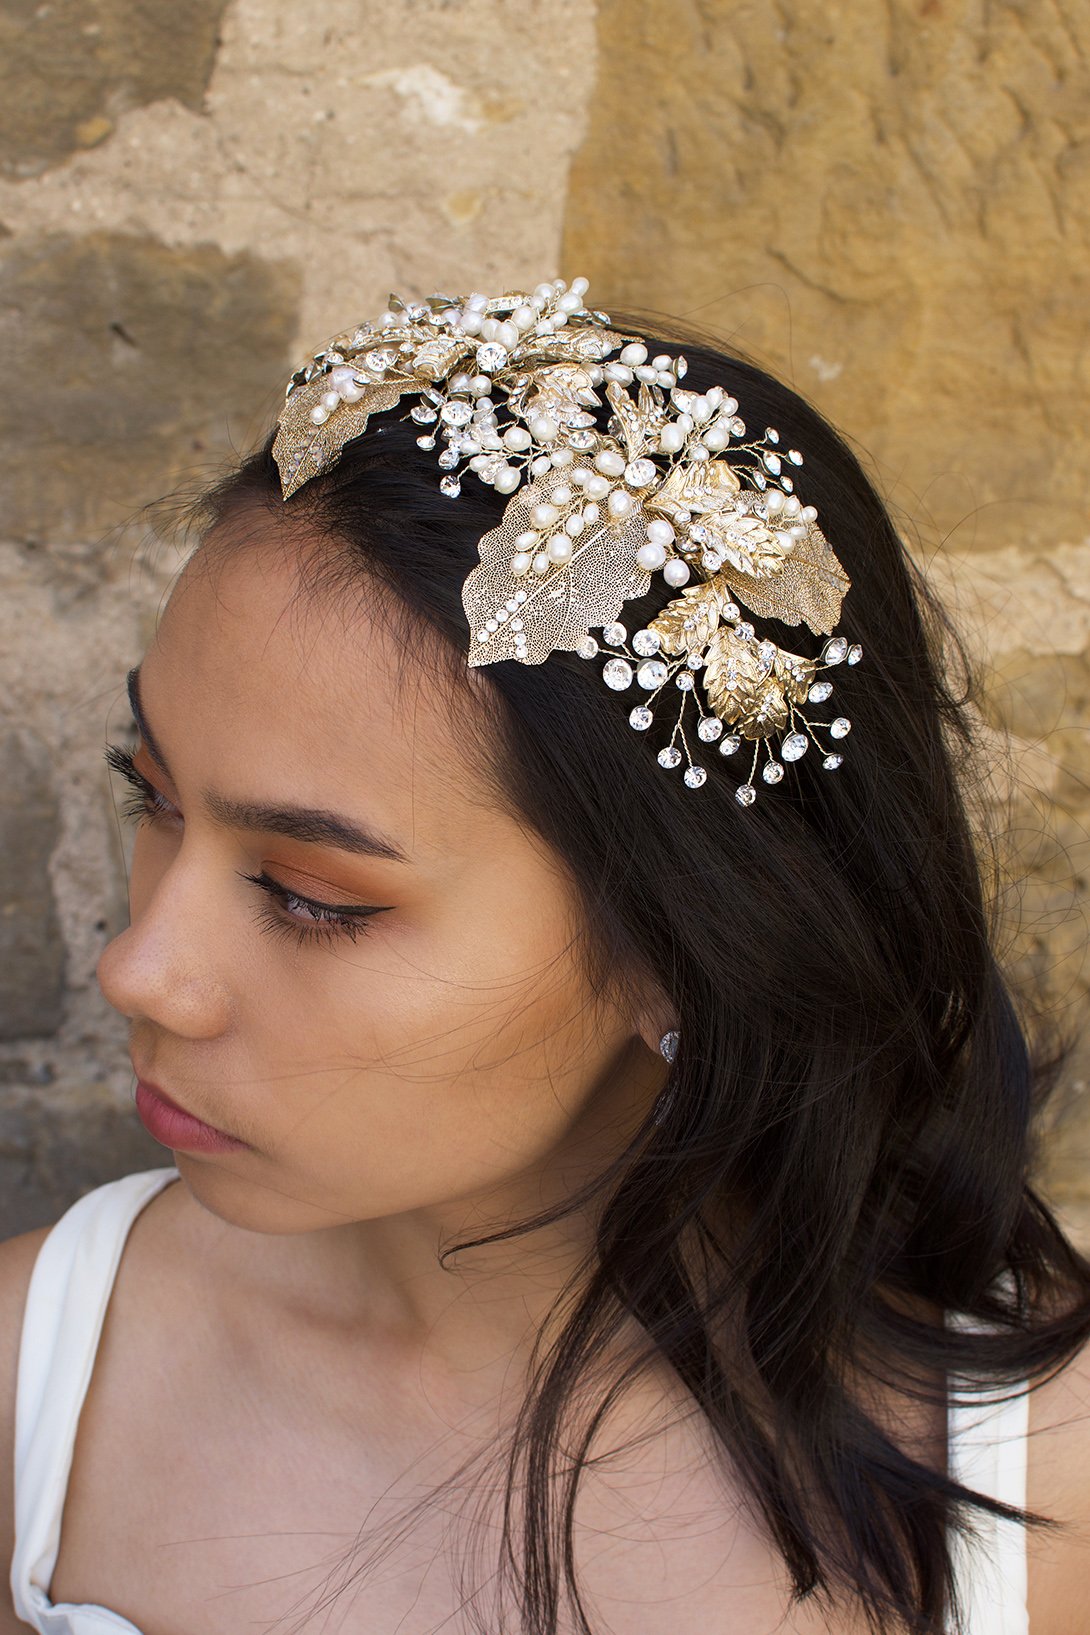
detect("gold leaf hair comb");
top-left (272, 276), bottom-right (862, 804)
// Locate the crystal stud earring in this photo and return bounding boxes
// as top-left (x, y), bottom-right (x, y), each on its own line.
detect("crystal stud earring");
top-left (658, 1029), bottom-right (679, 1063)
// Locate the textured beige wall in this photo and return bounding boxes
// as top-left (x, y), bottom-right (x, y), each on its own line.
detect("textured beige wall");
top-left (0, 0), bottom-right (598, 1232)
top-left (562, 0), bottom-right (1090, 1243)
top-left (2, 0), bottom-right (1088, 1243)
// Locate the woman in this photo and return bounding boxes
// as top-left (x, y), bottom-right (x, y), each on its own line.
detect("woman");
top-left (3, 276), bottom-right (1090, 1635)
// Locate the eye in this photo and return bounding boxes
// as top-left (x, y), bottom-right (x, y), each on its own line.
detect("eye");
top-left (105, 743), bottom-right (180, 825)
top-left (240, 870), bottom-right (388, 948)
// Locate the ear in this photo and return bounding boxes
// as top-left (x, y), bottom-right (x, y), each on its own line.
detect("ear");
top-left (631, 984), bottom-right (679, 1059)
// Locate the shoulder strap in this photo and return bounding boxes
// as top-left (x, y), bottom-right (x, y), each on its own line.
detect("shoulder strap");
top-left (946, 1303), bottom-right (1030, 1635)
top-left (9, 1167), bottom-right (180, 1624)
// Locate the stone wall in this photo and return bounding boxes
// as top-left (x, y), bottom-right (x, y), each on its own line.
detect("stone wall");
top-left (2, 0), bottom-right (1088, 1244)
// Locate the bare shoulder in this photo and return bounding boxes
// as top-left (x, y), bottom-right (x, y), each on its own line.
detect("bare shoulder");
top-left (0, 1222), bottom-right (58, 1630)
top-left (1026, 1328), bottom-right (1090, 1634)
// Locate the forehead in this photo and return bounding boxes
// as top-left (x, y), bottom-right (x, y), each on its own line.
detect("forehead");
top-left (144, 525), bottom-right (509, 859)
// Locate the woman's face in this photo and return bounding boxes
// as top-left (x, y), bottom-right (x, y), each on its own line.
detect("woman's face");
top-left (97, 527), bottom-right (664, 1237)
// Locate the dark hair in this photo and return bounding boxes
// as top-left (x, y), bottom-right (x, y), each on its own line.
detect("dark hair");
top-left (185, 310), bottom-right (1090, 1635)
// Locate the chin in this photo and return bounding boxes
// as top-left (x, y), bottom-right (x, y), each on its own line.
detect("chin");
top-left (171, 1152), bottom-right (364, 1236)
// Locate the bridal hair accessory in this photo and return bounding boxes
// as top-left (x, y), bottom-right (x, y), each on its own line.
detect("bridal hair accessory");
top-left (273, 276), bottom-right (862, 803)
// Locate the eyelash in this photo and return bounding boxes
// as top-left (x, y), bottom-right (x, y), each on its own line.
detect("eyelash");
top-left (105, 742), bottom-right (383, 948)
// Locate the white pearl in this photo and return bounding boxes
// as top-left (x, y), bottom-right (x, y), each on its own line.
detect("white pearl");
top-left (531, 502), bottom-right (560, 527)
top-left (309, 404), bottom-right (329, 425)
top-left (504, 426), bottom-right (532, 451)
top-left (689, 443), bottom-right (709, 460)
top-left (565, 512), bottom-right (584, 536)
top-left (658, 423), bottom-right (685, 454)
top-left (608, 490), bottom-right (635, 519)
top-left (784, 496), bottom-right (801, 517)
top-left (322, 390), bottom-right (340, 411)
top-left (722, 396), bottom-right (738, 415)
top-left (531, 455), bottom-right (552, 476)
top-left (550, 447), bottom-right (573, 467)
top-left (583, 502), bottom-right (601, 523)
top-left (558, 291), bottom-right (582, 313)
top-left (570, 466), bottom-right (592, 485)
top-left (584, 473), bottom-right (610, 499)
top-left (647, 518), bottom-right (675, 546)
top-left (511, 552), bottom-right (532, 575)
top-left (604, 362), bottom-right (633, 384)
top-left (702, 425), bottom-right (729, 450)
top-left (570, 275), bottom-right (590, 296)
top-left (691, 395), bottom-right (712, 422)
top-left (550, 485), bottom-right (572, 505)
top-left (801, 505), bottom-right (818, 523)
top-left (636, 542), bottom-right (667, 570)
top-left (594, 449), bottom-right (626, 476)
top-left (764, 490), bottom-right (785, 514)
top-left (529, 413), bottom-right (559, 441)
top-left (494, 466), bottom-right (521, 493)
top-left (461, 310), bottom-right (483, 335)
top-left (497, 320), bottom-right (520, 349)
top-left (474, 396), bottom-right (494, 413)
top-left (663, 558), bottom-right (691, 586)
top-left (513, 305), bottom-right (536, 331)
top-left (534, 282), bottom-right (554, 302)
top-left (466, 292), bottom-right (488, 310)
top-left (620, 342), bottom-right (648, 366)
top-left (551, 311), bottom-right (568, 327)
top-left (340, 382), bottom-right (363, 403)
top-left (676, 412), bottom-right (694, 433)
top-left (378, 310), bottom-right (399, 325)
top-left (548, 534), bottom-right (573, 562)
top-left (515, 529), bottom-right (538, 549)
top-left (470, 375), bottom-right (492, 396)
top-left (652, 353), bottom-right (673, 370)
top-left (656, 371), bottom-right (675, 387)
top-left (532, 551), bottom-right (551, 574)
top-left (479, 317), bottom-right (498, 342)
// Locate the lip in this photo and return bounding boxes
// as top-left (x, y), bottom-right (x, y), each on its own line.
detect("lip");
top-left (135, 1079), bottom-right (250, 1154)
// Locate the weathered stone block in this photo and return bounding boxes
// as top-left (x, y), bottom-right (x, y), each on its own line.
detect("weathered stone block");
top-left (0, 231), bottom-right (299, 545)
top-left (0, 0), bottom-right (231, 178)
top-left (0, 732), bottom-right (64, 1040)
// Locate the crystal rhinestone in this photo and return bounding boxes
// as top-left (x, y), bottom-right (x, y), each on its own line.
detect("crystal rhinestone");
top-left (757, 640), bottom-right (776, 666)
top-left (440, 400), bottom-right (473, 426)
top-left (689, 523), bottom-right (709, 544)
top-left (657, 746), bottom-right (683, 769)
top-left (735, 783), bottom-right (757, 806)
top-left (475, 342), bottom-right (509, 372)
top-left (762, 760), bottom-right (785, 783)
top-left (569, 430), bottom-right (595, 449)
top-left (625, 458), bottom-right (657, 488)
top-left (632, 628), bottom-right (661, 656)
top-left (365, 348), bottom-right (396, 371)
top-left (684, 765), bottom-right (708, 789)
top-left (787, 449), bottom-right (804, 465)
top-left (411, 404), bottom-right (438, 424)
top-left (697, 716), bottom-right (724, 741)
top-left (829, 717), bottom-right (852, 738)
top-left (736, 622), bottom-right (755, 640)
top-left (686, 651), bottom-right (703, 669)
top-left (781, 732), bottom-right (809, 761)
top-left (637, 659), bottom-right (668, 689)
top-left (629, 705), bottom-right (654, 730)
top-left (847, 644), bottom-right (863, 665)
top-left (603, 621), bottom-right (627, 645)
top-left (416, 435), bottom-right (436, 450)
top-left (701, 551), bottom-right (723, 571)
top-left (823, 753), bottom-right (843, 770)
top-left (439, 475), bottom-right (462, 498)
top-left (823, 637), bottom-right (849, 664)
top-left (765, 427), bottom-right (780, 443)
top-left (752, 472), bottom-right (767, 489)
top-left (762, 452), bottom-right (782, 475)
top-left (808, 681), bottom-right (833, 702)
top-left (675, 671), bottom-right (694, 691)
top-left (576, 635), bottom-right (599, 659)
top-left (781, 476), bottom-right (793, 492)
top-left (719, 734), bottom-right (741, 755)
top-left (603, 657), bottom-right (634, 690)
top-left (438, 448), bottom-right (460, 469)
top-left (731, 418), bottom-right (746, 436)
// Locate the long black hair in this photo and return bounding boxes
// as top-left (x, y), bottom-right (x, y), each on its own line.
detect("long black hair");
top-left (184, 310), bottom-right (1090, 1635)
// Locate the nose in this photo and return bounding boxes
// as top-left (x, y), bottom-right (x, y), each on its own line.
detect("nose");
top-left (97, 860), bottom-right (234, 1041)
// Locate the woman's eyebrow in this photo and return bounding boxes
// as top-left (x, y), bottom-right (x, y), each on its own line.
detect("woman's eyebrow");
top-left (124, 666), bottom-right (412, 865)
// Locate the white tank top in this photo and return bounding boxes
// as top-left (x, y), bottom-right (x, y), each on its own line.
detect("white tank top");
top-left (9, 1168), bottom-right (1032, 1634)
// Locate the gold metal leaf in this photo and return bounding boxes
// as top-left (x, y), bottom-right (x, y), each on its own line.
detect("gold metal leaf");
top-left (647, 575), bottom-right (737, 656)
top-left (604, 379), bottom-right (649, 460)
top-left (273, 375), bottom-right (408, 500)
top-left (702, 627), bottom-right (796, 738)
top-left (717, 522), bottom-right (851, 635)
top-left (462, 475), bottom-right (652, 666)
top-left (646, 459), bottom-right (741, 526)
top-left (701, 511), bottom-right (791, 579)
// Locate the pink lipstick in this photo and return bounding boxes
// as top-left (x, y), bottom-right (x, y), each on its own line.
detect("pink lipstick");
top-left (135, 1080), bottom-right (249, 1154)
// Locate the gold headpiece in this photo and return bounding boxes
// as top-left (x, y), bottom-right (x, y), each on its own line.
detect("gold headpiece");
top-left (273, 276), bottom-right (861, 803)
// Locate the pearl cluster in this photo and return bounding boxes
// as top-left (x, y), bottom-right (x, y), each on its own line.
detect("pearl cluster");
top-left (278, 273), bottom-right (863, 805)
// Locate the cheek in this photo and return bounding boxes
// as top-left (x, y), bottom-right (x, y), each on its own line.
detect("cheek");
top-left (248, 908), bottom-right (601, 1196)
